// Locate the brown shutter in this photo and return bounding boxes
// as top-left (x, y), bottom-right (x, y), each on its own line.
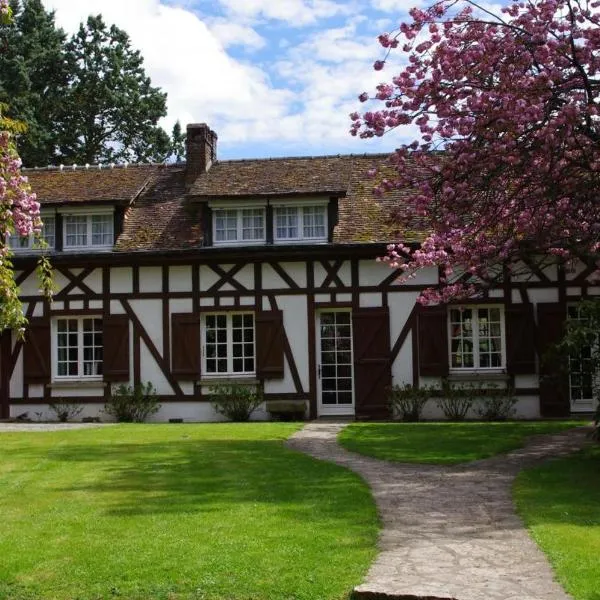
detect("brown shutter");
top-left (171, 313), bottom-right (201, 379)
top-left (418, 305), bottom-right (449, 376)
top-left (23, 317), bottom-right (51, 383)
top-left (352, 307), bottom-right (391, 419)
top-left (505, 303), bottom-right (536, 374)
top-left (103, 315), bottom-right (130, 382)
top-left (256, 311), bottom-right (285, 379)
top-left (537, 303), bottom-right (570, 417)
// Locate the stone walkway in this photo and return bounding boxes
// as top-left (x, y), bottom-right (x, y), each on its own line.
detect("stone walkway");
top-left (287, 422), bottom-right (590, 600)
top-left (0, 422), bottom-right (113, 432)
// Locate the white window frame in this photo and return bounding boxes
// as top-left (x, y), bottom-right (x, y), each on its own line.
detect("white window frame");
top-left (273, 201), bottom-right (328, 244)
top-left (8, 213), bottom-right (56, 252)
top-left (567, 303), bottom-right (597, 407)
top-left (202, 312), bottom-right (255, 377)
top-left (52, 316), bottom-right (103, 381)
top-left (448, 305), bottom-right (506, 371)
top-left (60, 207), bottom-right (114, 251)
top-left (212, 207), bottom-right (266, 246)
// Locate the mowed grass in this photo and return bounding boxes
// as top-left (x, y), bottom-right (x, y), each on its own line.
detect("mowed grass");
top-left (338, 421), bottom-right (582, 465)
top-left (0, 424), bottom-right (379, 600)
top-left (514, 444), bottom-right (600, 600)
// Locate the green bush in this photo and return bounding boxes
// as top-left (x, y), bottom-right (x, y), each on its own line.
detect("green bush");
top-left (475, 385), bottom-right (518, 421)
top-left (388, 384), bottom-right (432, 422)
top-left (436, 381), bottom-right (477, 421)
top-left (104, 382), bottom-right (160, 423)
top-left (47, 399), bottom-right (83, 422)
top-left (210, 383), bottom-right (263, 422)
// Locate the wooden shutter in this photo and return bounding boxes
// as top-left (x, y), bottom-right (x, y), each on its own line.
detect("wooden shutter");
top-left (23, 317), bottom-right (51, 383)
top-left (505, 303), bottom-right (536, 374)
top-left (352, 307), bottom-right (391, 419)
top-left (537, 303), bottom-right (570, 417)
top-left (171, 313), bottom-right (201, 379)
top-left (103, 315), bottom-right (130, 382)
top-left (256, 311), bottom-right (285, 379)
top-left (418, 305), bottom-right (449, 377)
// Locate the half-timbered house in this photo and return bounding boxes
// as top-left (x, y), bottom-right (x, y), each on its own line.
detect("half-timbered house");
top-left (1, 123), bottom-right (597, 421)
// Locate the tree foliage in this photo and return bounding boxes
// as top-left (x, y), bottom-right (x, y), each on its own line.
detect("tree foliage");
top-left (0, 3), bottom-right (172, 166)
top-left (58, 15), bottom-right (169, 164)
top-left (0, 0), bottom-right (68, 167)
top-left (352, 0), bottom-right (600, 302)
top-left (0, 3), bottom-right (52, 333)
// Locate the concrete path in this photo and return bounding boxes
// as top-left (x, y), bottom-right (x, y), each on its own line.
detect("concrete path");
top-left (287, 423), bottom-right (590, 600)
top-left (0, 422), bottom-right (113, 432)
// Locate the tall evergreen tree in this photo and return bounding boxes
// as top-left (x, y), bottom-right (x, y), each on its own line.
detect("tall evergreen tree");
top-left (170, 120), bottom-right (186, 163)
top-left (0, 0), bottom-right (68, 166)
top-left (58, 15), bottom-right (169, 164)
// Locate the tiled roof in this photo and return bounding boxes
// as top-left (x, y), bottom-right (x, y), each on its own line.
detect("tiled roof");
top-left (24, 164), bottom-right (159, 205)
top-left (189, 155), bottom-right (353, 197)
top-left (26, 154), bottom-right (425, 251)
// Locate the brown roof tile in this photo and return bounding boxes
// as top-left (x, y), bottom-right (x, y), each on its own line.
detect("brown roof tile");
top-left (189, 155), bottom-right (354, 197)
top-left (23, 154), bottom-right (426, 251)
top-left (25, 164), bottom-right (159, 205)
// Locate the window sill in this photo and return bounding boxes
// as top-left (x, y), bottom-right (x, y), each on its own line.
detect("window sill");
top-left (200, 377), bottom-right (259, 386)
top-left (50, 379), bottom-right (105, 388)
top-left (62, 247), bottom-right (113, 252)
top-left (447, 371), bottom-right (509, 382)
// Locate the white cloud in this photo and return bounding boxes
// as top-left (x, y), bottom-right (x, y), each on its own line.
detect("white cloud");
top-left (41, 0), bottom-right (405, 157)
top-left (207, 19), bottom-right (266, 50)
top-left (42, 1), bottom-right (292, 134)
top-left (371, 0), bottom-right (424, 12)
top-left (216, 0), bottom-right (352, 26)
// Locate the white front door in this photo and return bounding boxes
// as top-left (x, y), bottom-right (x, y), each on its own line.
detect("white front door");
top-left (317, 310), bottom-right (354, 416)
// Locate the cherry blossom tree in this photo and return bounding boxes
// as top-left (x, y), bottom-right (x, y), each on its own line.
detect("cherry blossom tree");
top-left (352, 0), bottom-right (600, 303)
top-left (0, 0), bottom-right (52, 333)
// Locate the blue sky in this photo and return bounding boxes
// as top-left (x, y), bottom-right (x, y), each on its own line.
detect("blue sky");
top-left (42, 0), bottom-right (419, 161)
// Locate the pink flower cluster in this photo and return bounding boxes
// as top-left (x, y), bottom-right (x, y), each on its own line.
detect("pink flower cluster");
top-left (352, 0), bottom-right (600, 303)
top-left (0, 132), bottom-right (41, 257)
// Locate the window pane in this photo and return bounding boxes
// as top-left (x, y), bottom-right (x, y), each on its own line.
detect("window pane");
top-left (42, 216), bottom-right (55, 249)
top-left (275, 207), bottom-right (298, 239)
top-left (65, 216), bottom-right (87, 247)
top-left (241, 209), bottom-right (264, 241)
top-left (303, 206), bottom-right (326, 239)
top-left (91, 215), bottom-right (113, 246)
top-left (214, 210), bottom-right (238, 242)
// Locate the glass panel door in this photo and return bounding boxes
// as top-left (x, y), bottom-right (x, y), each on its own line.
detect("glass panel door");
top-left (317, 310), bottom-right (354, 415)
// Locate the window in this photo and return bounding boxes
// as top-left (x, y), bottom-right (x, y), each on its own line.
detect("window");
top-left (274, 205), bottom-right (327, 242)
top-left (64, 213), bottom-right (113, 249)
top-left (214, 208), bottom-right (265, 244)
top-left (54, 317), bottom-right (103, 379)
top-left (8, 215), bottom-right (55, 252)
top-left (567, 304), bottom-right (595, 403)
top-left (449, 306), bottom-right (505, 369)
top-left (203, 313), bottom-right (255, 376)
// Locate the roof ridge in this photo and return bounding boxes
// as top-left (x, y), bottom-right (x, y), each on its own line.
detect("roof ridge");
top-left (22, 161), bottom-right (175, 172)
top-left (213, 152), bottom-right (391, 165)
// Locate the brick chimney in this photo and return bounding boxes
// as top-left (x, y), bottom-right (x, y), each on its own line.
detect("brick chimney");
top-left (185, 123), bottom-right (217, 187)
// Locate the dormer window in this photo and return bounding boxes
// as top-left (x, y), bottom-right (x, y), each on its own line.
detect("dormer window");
top-left (8, 214), bottom-right (55, 252)
top-left (213, 207), bottom-right (265, 244)
top-left (274, 202), bottom-right (327, 243)
top-left (60, 209), bottom-right (114, 251)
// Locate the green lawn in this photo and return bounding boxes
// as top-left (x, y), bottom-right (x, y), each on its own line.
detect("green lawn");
top-left (338, 421), bottom-right (582, 465)
top-left (0, 424), bottom-right (379, 600)
top-left (514, 444), bottom-right (600, 600)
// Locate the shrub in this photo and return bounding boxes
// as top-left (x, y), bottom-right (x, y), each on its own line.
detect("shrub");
top-left (104, 382), bottom-right (160, 423)
top-left (388, 384), bottom-right (432, 422)
top-left (436, 381), bottom-right (477, 421)
top-left (48, 399), bottom-right (84, 423)
top-left (475, 385), bottom-right (518, 421)
top-left (210, 383), bottom-right (263, 422)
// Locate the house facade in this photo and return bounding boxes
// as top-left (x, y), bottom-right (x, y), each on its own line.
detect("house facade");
top-left (1, 123), bottom-right (597, 422)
